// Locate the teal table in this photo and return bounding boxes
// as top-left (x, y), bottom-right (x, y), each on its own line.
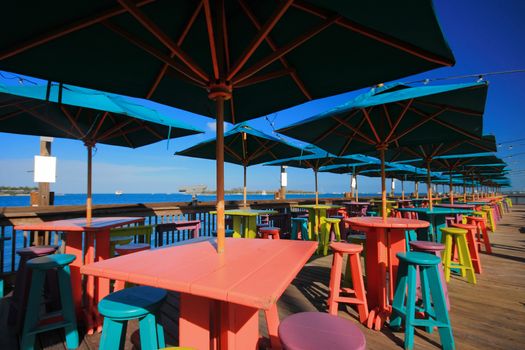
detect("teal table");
top-left (397, 207), bottom-right (473, 242)
top-left (210, 209), bottom-right (277, 238)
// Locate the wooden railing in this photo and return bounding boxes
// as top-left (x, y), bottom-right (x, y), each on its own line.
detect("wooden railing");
top-left (0, 197), bottom-right (353, 274)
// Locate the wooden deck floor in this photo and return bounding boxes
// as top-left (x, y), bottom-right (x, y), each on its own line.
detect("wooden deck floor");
top-left (1, 205), bottom-right (524, 349)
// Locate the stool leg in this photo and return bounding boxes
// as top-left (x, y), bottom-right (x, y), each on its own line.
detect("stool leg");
top-left (404, 264), bottom-right (418, 350)
top-left (466, 229), bottom-right (482, 274)
top-left (328, 252), bottom-right (343, 315)
top-left (155, 313), bottom-right (166, 348)
top-left (349, 252), bottom-right (368, 323)
top-left (57, 266), bottom-right (79, 349)
top-left (480, 222), bottom-right (492, 254)
top-left (139, 313), bottom-right (159, 350)
top-left (455, 237), bottom-right (467, 278)
top-left (301, 221), bottom-right (309, 241)
top-left (334, 223), bottom-right (341, 242)
top-left (291, 222), bottom-right (298, 240)
top-left (419, 266), bottom-right (434, 334)
top-left (442, 234), bottom-right (452, 283)
top-left (458, 236), bottom-right (477, 284)
top-left (427, 265), bottom-right (455, 350)
top-left (100, 318), bottom-right (127, 350)
top-left (20, 270), bottom-right (45, 350)
top-left (390, 262), bottom-right (408, 330)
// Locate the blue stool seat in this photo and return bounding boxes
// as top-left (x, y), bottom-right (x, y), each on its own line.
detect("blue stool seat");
top-left (99, 286), bottom-right (167, 350)
top-left (390, 252), bottom-right (454, 350)
top-left (291, 217), bottom-right (309, 240)
top-left (21, 254), bottom-right (79, 350)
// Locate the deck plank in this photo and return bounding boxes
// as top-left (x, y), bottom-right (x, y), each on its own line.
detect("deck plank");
top-left (1, 205), bottom-right (524, 349)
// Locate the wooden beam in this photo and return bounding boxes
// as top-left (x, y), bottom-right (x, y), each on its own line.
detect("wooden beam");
top-left (202, 0), bottom-right (220, 80)
top-left (384, 99), bottom-right (413, 143)
top-left (235, 68), bottom-right (295, 88)
top-left (227, 0), bottom-right (293, 81)
top-left (0, 0), bottom-right (156, 61)
top-left (118, 0), bottom-right (209, 82)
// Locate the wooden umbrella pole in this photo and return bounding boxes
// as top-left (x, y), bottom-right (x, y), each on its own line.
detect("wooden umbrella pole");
top-left (86, 144), bottom-right (93, 225)
top-left (350, 171), bottom-right (354, 199)
top-left (463, 177), bottom-right (467, 202)
top-left (314, 169), bottom-right (319, 206)
top-left (243, 164), bottom-right (247, 208)
top-left (449, 172), bottom-right (454, 204)
top-left (415, 180), bottom-right (419, 199)
top-left (426, 160), bottom-right (433, 210)
top-left (401, 180), bottom-right (405, 200)
top-left (355, 175), bottom-right (359, 202)
top-left (215, 96), bottom-right (226, 254)
top-left (379, 147), bottom-right (387, 220)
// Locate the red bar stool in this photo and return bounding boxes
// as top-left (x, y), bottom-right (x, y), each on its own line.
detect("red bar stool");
top-left (259, 226), bottom-right (281, 240)
top-left (451, 223), bottom-right (482, 274)
top-left (466, 216), bottom-right (492, 254)
top-left (327, 242), bottom-right (368, 324)
top-left (278, 312), bottom-right (366, 350)
top-left (113, 243), bottom-right (151, 291)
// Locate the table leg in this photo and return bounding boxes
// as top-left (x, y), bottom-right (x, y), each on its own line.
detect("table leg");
top-left (94, 229), bottom-right (111, 332)
top-left (219, 301), bottom-right (259, 350)
top-left (233, 217), bottom-right (242, 238)
top-left (246, 217), bottom-right (257, 239)
top-left (63, 232), bottom-right (83, 320)
top-left (264, 304), bottom-right (282, 350)
top-left (180, 293), bottom-right (211, 350)
top-left (84, 232), bottom-right (95, 334)
top-left (364, 227), bottom-right (388, 330)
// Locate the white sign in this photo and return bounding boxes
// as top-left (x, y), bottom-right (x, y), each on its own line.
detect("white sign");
top-left (34, 156), bottom-right (56, 183)
top-left (351, 176), bottom-right (357, 189)
top-left (391, 179), bottom-right (396, 190)
top-left (281, 172), bottom-right (288, 187)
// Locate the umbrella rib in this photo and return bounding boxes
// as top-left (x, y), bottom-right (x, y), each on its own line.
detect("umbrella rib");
top-left (227, 0), bottom-right (293, 81)
top-left (0, 102), bottom-right (48, 121)
top-left (95, 115), bottom-right (134, 141)
top-left (333, 114), bottom-right (376, 145)
top-left (384, 99), bottom-right (413, 143)
top-left (233, 15), bottom-right (340, 85)
top-left (224, 144), bottom-right (244, 163)
top-left (238, 0), bottom-right (312, 100)
top-left (235, 68), bottom-right (296, 88)
top-left (102, 113), bottom-right (136, 147)
top-left (102, 21), bottom-right (207, 87)
top-left (202, 0), bottom-right (220, 80)
top-left (362, 108), bottom-right (382, 144)
top-left (0, 0), bottom-right (156, 61)
top-left (382, 104), bottom-right (400, 148)
top-left (0, 97), bottom-right (28, 108)
top-left (118, 0), bottom-right (209, 82)
top-left (249, 139), bottom-right (279, 162)
top-left (16, 104), bottom-right (81, 139)
top-left (313, 110), bottom-right (359, 144)
top-left (91, 112), bottom-right (109, 139)
top-left (413, 99), bottom-right (483, 117)
top-left (291, 0), bottom-right (454, 66)
top-left (389, 107), bottom-right (447, 143)
top-left (59, 105), bottom-right (86, 138)
top-left (146, 1), bottom-right (203, 98)
top-left (338, 116), bottom-right (370, 155)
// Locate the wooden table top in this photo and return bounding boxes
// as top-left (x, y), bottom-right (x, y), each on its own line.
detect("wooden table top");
top-left (81, 238), bottom-right (317, 310)
top-left (346, 217), bottom-right (430, 229)
top-left (14, 217), bottom-right (144, 232)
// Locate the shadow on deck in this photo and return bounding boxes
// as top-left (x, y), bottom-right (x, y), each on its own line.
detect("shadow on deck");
top-left (1, 206), bottom-right (525, 349)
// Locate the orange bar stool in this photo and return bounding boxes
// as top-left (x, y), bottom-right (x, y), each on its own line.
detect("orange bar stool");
top-left (441, 227), bottom-right (477, 284)
top-left (466, 216), bottom-right (492, 254)
top-left (278, 312), bottom-right (366, 350)
top-left (259, 226), bottom-right (281, 240)
top-left (327, 242), bottom-right (368, 324)
top-left (451, 223), bottom-right (482, 274)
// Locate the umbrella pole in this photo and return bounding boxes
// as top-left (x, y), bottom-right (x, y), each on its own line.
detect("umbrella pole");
top-left (314, 169), bottom-right (319, 206)
top-left (449, 172), bottom-right (454, 204)
top-left (379, 147), bottom-right (387, 219)
top-left (415, 180), bottom-right (419, 199)
top-left (355, 176), bottom-right (359, 202)
top-left (350, 172), bottom-right (354, 199)
top-left (86, 144), bottom-right (93, 225)
top-left (402, 180), bottom-right (405, 200)
top-left (243, 165), bottom-right (247, 208)
top-left (215, 96), bottom-right (226, 254)
top-left (426, 161), bottom-right (433, 210)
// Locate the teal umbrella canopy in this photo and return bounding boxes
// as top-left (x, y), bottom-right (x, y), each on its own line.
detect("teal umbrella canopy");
top-left (0, 80), bottom-right (203, 221)
top-left (0, 81), bottom-right (203, 147)
top-left (0, 1), bottom-right (454, 122)
top-left (0, 0), bottom-right (455, 252)
top-left (176, 122), bottom-right (310, 205)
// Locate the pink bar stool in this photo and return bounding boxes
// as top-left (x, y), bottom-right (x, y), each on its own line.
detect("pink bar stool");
top-left (409, 241), bottom-right (450, 310)
top-left (278, 312), bottom-right (366, 350)
top-left (259, 227), bottom-right (281, 240)
top-left (113, 243), bottom-right (150, 291)
top-left (451, 223), bottom-right (482, 274)
top-left (328, 242), bottom-right (368, 324)
top-left (466, 216), bottom-right (492, 254)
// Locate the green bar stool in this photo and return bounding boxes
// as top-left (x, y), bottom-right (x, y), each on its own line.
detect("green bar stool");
top-left (320, 217), bottom-right (342, 255)
top-left (441, 227), bottom-right (477, 284)
top-left (390, 252), bottom-right (454, 350)
top-left (20, 254), bottom-right (79, 350)
top-left (98, 286), bottom-right (167, 350)
top-left (366, 211), bottom-right (378, 217)
top-left (291, 217), bottom-right (309, 240)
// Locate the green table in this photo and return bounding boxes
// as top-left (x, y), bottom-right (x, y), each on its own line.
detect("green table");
top-left (210, 209), bottom-right (277, 238)
top-left (296, 204), bottom-right (342, 253)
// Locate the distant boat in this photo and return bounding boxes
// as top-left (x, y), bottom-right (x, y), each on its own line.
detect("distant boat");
top-left (115, 190), bottom-right (123, 195)
top-left (261, 190), bottom-right (267, 195)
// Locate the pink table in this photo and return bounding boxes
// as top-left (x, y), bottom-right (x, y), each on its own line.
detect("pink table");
top-left (14, 216), bottom-right (144, 334)
top-left (345, 217), bottom-right (429, 330)
top-left (81, 238), bottom-right (317, 350)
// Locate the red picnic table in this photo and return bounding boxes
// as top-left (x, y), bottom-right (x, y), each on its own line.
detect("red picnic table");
top-left (81, 237), bottom-right (317, 350)
top-left (14, 216), bottom-right (144, 334)
top-left (345, 217), bottom-right (429, 330)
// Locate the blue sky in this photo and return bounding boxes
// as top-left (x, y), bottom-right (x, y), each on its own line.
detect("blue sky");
top-left (0, 0), bottom-right (524, 194)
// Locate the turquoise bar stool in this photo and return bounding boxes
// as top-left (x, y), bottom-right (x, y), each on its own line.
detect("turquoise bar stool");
top-left (366, 211), bottom-right (378, 217)
top-left (212, 229), bottom-right (235, 238)
top-left (20, 254), bottom-right (79, 350)
top-left (290, 217), bottom-right (309, 240)
top-left (390, 252), bottom-right (454, 350)
top-left (98, 286), bottom-right (167, 350)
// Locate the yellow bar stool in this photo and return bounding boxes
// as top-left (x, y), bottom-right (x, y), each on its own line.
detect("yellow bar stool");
top-left (481, 206), bottom-right (496, 232)
top-left (320, 217), bottom-right (342, 255)
top-left (441, 227), bottom-right (476, 284)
